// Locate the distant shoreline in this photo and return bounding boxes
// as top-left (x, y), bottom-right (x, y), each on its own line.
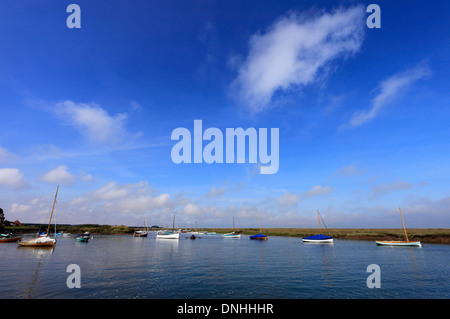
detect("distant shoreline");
top-left (217, 227), bottom-right (450, 244)
top-left (7, 224), bottom-right (450, 244)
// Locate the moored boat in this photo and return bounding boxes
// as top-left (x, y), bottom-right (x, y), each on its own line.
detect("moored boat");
top-left (223, 232), bottom-right (241, 238)
top-left (376, 240), bottom-right (421, 247)
top-left (0, 232), bottom-right (21, 243)
top-left (77, 232), bottom-right (91, 242)
top-left (249, 207), bottom-right (267, 240)
top-left (302, 210), bottom-right (333, 243)
top-left (18, 186), bottom-right (59, 248)
top-left (249, 233), bottom-right (267, 240)
top-left (18, 236), bottom-right (56, 247)
top-left (134, 231), bottom-right (148, 237)
top-left (302, 233), bottom-right (333, 243)
top-left (156, 230), bottom-right (180, 239)
top-left (156, 215), bottom-right (179, 239)
top-left (376, 208), bottom-right (421, 247)
top-left (223, 216), bottom-right (241, 238)
top-left (134, 218), bottom-right (149, 237)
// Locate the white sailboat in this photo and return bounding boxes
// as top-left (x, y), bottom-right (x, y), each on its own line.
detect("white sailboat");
top-left (223, 216), bottom-right (241, 238)
top-left (376, 208), bottom-right (421, 247)
top-left (19, 186), bottom-right (59, 247)
top-left (157, 215), bottom-right (180, 239)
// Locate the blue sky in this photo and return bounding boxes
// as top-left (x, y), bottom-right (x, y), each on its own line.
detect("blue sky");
top-left (0, 0), bottom-right (449, 228)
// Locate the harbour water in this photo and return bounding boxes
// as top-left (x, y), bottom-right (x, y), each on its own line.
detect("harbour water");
top-left (0, 232), bottom-right (449, 299)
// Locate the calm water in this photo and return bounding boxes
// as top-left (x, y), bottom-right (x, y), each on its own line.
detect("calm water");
top-left (0, 232), bottom-right (449, 299)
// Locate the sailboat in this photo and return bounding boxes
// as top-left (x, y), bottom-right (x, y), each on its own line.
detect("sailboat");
top-left (376, 208), bottom-right (421, 247)
top-left (18, 186), bottom-right (59, 247)
top-left (249, 208), bottom-right (267, 240)
top-left (156, 215), bottom-right (179, 239)
top-left (223, 216), bottom-right (240, 238)
top-left (77, 231), bottom-right (91, 242)
top-left (302, 210), bottom-right (333, 243)
top-left (134, 218), bottom-right (149, 237)
top-left (0, 232), bottom-right (21, 243)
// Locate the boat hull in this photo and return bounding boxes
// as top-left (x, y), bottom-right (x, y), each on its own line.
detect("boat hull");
top-left (18, 237), bottom-right (56, 247)
top-left (77, 237), bottom-right (89, 242)
top-left (302, 238), bottom-right (334, 243)
top-left (302, 234), bottom-right (333, 243)
top-left (250, 233), bottom-right (267, 240)
top-left (157, 232), bottom-right (179, 239)
top-left (0, 237), bottom-right (21, 243)
top-left (223, 233), bottom-right (240, 238)
top-left (134, 233), bottom-right (148, 237)
top-left (376, 241), bottom-right (421, 247)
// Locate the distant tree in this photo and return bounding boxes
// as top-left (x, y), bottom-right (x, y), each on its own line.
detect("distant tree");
top-left (0, 208), bottom-right (5, 233)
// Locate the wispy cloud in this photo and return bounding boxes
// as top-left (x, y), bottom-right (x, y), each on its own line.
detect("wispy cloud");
top-left (53, 100), bottom-right (142, 145)
top-left (371, 181), bottom-right (412, 197)
top-left (230, 5), bottom-right (365, 113)
top-left (0, 147), bottom-right (19, 164)
top-left (329, 164), bottom-right (362, 180)
top-left (205, 186), bottom-right (226, 198)
top-left (304, 185), bottom-right (333, 197)
top-left (344, 63), bottom-right (431, 129)
top-left (277, 185), bottom-right (333, 207)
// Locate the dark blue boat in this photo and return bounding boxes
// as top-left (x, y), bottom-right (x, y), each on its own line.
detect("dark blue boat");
top-left (249, 233), bottom-right (267, 240)
top-left (250, 208), bottom-right (267, 240)
top-left (302, 234), bottom-right (333, 242)
top-left (302, 210), bottom-right (334, 243)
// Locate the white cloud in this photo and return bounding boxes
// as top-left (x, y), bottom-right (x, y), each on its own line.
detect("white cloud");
top-left (345, 63), bottom-right (431, 128)
top-left (53, 100), bottom-right (141, 144)
top-left (277, 191), bottom-right (300, 206)
top-left (40, 165), bottom-right (75, 185)
top-left (183, 203), bottom-right (201, 216)
top-left (0, 168), bottom-right (30, 189)
top-left (305, 185), bottom-right (332, 197)
top-left (39, 165), bottom-right (93, 185)
top-left (230, 5), bottom-right (365, 113)
top-left (67, 181), bottom-right (174, 222)
top-left (9, 203), bottom-right (31, 214)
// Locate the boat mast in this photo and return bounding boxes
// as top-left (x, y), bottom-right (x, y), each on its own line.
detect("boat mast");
top-left (258, 207), bottom-right (262, 233)
top-left (46, 185), bottom-right (59, 236)
top-left (172, 215), bottom-right (175, 231)
top-left (399, 207), bottom-right (409, 242)
top-left (317, 210), bottom-right (322, 234)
